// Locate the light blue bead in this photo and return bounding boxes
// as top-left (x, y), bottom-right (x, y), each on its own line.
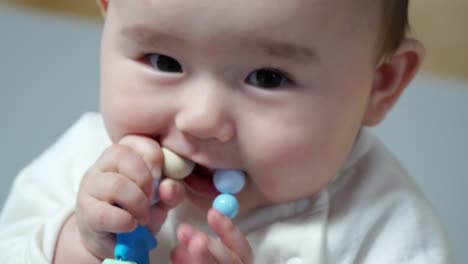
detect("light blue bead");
top-left (213, 170), bottom-right (246, 194)
top-left (213, 194), bottom-right (239, 219)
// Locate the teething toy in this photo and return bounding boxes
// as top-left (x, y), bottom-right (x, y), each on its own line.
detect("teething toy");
top-left (103, 148), bottom-right (194, 264)
top-left (213, 169), bottom-right (246, 194)
top-left (102, 259), bottom-right (137, 264)
top-left (161, 147), bottom-right (195, 180)
top-left (212, 169), bottom-right (246, 219)
top-left (113, 226), bottom-right (157, 264)
top-left (213, 193), bottom-right (240, 218)
top-left (103, 149), bottom-right (245, 263)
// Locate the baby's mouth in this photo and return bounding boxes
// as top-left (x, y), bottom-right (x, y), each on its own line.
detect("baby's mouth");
top-left (183, 163), bottom-right (220, 198)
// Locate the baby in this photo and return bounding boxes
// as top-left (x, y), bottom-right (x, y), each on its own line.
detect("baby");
top-left (0, 0), bottom-right (454, 263)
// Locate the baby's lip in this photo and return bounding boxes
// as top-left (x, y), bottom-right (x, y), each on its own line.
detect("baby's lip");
top-left (184, 163), bottom-right (220, 198)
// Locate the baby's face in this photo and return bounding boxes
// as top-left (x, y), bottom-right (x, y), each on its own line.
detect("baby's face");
top-left (100, 0), bottom-right (381, 214)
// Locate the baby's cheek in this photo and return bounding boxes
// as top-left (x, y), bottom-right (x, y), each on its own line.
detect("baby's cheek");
top-left (103, 114), bottom-right (139, 143)
top-left (247, 132), bottom-right (341, 202)
top-left (103, 99), bottom-right (167, 143)
top-left (249, 142), bottom-right (309, 187)
top-left (254, 129), bottom-right (320, 167)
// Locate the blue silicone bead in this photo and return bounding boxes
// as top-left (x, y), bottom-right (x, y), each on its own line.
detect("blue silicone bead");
top-left (213, 193), bottom-right (239, 219)
top-left (213, 170), bottom-right (246, 194)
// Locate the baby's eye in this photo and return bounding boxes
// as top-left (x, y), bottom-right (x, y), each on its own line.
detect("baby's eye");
top-left (245, 68), bottom-right (289, 89)
top-left (147, 53), bottom-right (183, 73)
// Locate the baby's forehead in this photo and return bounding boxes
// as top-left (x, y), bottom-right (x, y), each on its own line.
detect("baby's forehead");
top-left (118, 0), bottom-right (376, 20)
top-left (117, 0), bottom-right (378, 33)
top-left (114, 0), bottom-right (382, 58)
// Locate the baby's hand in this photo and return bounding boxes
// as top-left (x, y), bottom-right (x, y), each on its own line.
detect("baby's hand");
top-left (171, 208), bottom-right (253, 264)
top-left (75, 135), bottom-right (185, 260)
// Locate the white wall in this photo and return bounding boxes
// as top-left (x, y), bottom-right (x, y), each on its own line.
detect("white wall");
top-left (1, 6), bottom-right (467, 263)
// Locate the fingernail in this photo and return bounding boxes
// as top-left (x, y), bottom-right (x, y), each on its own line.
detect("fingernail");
top-left (161, 178), bottom-right (176, 191)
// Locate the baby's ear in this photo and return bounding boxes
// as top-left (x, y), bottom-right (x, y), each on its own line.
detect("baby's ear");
top-left (362, 38), bottom-right (425, 126)
top-left (97, 0), bottom-right (108, 16)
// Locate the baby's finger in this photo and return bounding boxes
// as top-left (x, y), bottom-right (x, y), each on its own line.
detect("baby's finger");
top-left (116, 145), bottom-right (155, 200)
top-left (176, 224), bottom-right (197, 246)
top-left (80, 196), bottom-right (138, 233)
top-left (94, 144), bottom-right (155, 200)
top-left (146, 205), bottom-right (168, 235)
top-left (172, 225), bottom-right (194, 263)
top-left (87, 171), bottom-right (150, 225)
top-left (176, 225), bottom-right (217, 264)
top-left (188, 232), bottom-right (218, 264)
top-left (155, 178), bottom-right (186, 211)
top-left (118, 135), bottom-right (163, 180)
top-left (170, 244), bottom-right (193, 264)
top-left (146, 179), bottom-right (185, 234)
top-left (208, 208), bottom-right (253, 263)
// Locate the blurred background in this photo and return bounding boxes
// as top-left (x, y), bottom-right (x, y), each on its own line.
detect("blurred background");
top-left (1, 1), bottom-right (467, 263)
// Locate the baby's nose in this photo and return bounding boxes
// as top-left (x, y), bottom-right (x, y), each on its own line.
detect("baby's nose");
top-left (175, 84), bottom-right (235, 142)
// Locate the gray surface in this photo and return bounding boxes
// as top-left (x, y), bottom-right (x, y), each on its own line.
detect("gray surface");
top-left (1, 6), bottom-right (467, 263)
top-left (371, 76), bottom-right (468, 264)
top-left (0, 7), bottom-right (100, 201)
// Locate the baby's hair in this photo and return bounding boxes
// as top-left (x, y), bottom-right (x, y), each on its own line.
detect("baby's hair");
top-left (379, 0), bottom-right (409, 56)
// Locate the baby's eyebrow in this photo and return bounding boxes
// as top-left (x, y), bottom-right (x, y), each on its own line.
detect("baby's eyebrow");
top-left (121, 25), bottom-right (319, 63)
top-left (120, 25), bottom-right (184, 47)
top-left (249, 38), bottom-right (320, 63)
